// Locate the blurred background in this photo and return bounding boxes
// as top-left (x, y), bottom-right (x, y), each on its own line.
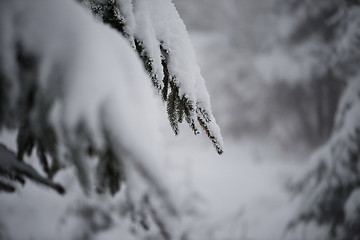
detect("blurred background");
top-left (0, 0), bottom-right (350, 240)
top-left (174, 0), bottom-right (342, 151)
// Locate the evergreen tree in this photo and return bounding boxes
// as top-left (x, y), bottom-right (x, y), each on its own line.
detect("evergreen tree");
top-left (283, 1), bottom-right (360, 239)
top-left (289, 79), bottom-right (360, 239)
top-left (0, 0), bottom-right (223, 238)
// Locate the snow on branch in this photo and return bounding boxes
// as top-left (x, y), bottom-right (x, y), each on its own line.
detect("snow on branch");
top-left (80, 0), bottom-right (224, 154)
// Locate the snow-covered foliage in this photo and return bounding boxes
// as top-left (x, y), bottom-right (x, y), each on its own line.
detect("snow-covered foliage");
top-left (290, 1), bottom-right (360, 239)
top-left (0, 0), bottom-right (225, 238)
top-left (78, 0), bottom-right (224, 154)
top-left (289, 78), bottom-right (360, 238)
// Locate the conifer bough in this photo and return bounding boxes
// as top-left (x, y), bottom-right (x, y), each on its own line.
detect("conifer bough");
top-left (81, 0), bottom-right (224, 155)
top-left (0, 3), bottom-right (223, 237)
top-left (0, 0), bottom-right (223, 238)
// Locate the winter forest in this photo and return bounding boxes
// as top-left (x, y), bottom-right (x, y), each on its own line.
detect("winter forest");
top-left (0, 0), bottom-right (360, 239)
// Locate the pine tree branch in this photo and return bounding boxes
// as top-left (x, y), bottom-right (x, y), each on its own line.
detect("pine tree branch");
top-left (0, 143), bottom-right (65, 194)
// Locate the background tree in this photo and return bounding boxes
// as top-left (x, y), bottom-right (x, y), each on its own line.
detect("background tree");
top-left (281, 1), bottom-right (360, 239)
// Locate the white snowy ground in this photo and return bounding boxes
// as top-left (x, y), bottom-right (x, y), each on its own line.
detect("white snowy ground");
top-left (162, 125), bottom-right (310, 240)
top-left (0, 126), bottom-right (310, 240)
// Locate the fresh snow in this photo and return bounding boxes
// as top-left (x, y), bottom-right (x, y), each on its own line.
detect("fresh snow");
top-left (109, 0), bottom-right (224, 152)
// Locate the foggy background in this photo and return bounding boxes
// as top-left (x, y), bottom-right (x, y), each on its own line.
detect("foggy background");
top-left (0, 0), bottom-right (347, 240)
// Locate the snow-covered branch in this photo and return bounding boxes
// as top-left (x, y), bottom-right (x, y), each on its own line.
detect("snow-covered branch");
top-left (80, 0), bottom-right (224, 154)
